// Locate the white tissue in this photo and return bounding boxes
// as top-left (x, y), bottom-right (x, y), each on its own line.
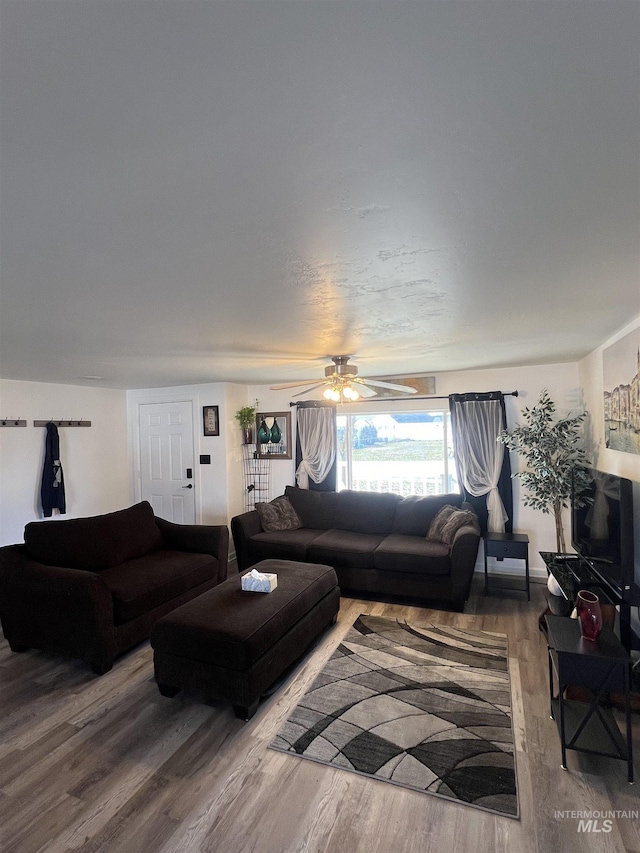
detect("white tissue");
top-left (250, 568), bottom-right (268, 581)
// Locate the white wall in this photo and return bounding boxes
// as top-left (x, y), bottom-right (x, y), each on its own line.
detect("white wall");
top-left (225, 383), bottom-right (254, 523)
top-left (0, 379), bottom-right (129, 545)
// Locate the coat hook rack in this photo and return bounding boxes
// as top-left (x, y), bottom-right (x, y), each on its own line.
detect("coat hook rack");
top-left (1, 418), bottom-right (26, 427)
top-left (33, 419), bottom-right (92, 428)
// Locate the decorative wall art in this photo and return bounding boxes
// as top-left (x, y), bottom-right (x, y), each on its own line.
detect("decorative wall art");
top-left (603, 327), bottom-right (640, 455)
top-left (202, 405), bottom-right (219, 437)
top-left (255, 411), bottom-right (292, 459)
top-left (368, 374), bottom-right (436, 399)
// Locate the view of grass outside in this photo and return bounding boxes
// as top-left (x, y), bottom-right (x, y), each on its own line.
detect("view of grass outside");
top-left (337, 413), bottom-right (458, 496)
top-left (352, 440), bottom-right (445, 462)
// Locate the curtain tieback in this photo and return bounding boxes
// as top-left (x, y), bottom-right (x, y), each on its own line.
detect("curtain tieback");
top-left (486, 485), bottom-right (508, 533)
top-left (296, 460), bottom-right (311, 489)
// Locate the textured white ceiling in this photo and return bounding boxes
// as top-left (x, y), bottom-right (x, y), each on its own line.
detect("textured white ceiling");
top-left (1, 0), bottom-right (638, 390)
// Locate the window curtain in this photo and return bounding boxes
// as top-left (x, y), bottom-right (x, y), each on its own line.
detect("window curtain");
top-left (295, 402), bottom-right (337, 491)
top-left (449, 392), bottom-right (513, 534)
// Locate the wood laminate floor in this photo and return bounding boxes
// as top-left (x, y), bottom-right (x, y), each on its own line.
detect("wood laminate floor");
top-left (1, 577), bottom-right (639, 853)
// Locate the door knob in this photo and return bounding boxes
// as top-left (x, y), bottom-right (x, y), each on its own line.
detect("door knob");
top-left (182, 484), bottom-right (193, 489)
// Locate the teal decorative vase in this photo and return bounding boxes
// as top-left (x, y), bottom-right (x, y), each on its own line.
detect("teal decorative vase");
top-left (257, 419), bottom-right (271, 444)
top-left (269, 419), bottom-right (282, 443)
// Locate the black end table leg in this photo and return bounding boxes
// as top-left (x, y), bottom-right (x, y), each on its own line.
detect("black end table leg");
top-left (484, 542), bottom-right (489, 596)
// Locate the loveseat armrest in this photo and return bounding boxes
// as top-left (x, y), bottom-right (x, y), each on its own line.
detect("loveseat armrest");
top-left (231, 510), bottom-right (262, 572)
top-left (154, 518), bottom-right (229, 582)
top-left (449, 526), bottom-right (482, 607)
top-left (0, 544), bottom-right (116, 671)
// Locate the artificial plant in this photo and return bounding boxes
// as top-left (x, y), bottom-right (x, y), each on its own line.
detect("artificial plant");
top-left (497, 389), bottom-right (591, 553)
top-left (235, 399), bottom-right (259, 430)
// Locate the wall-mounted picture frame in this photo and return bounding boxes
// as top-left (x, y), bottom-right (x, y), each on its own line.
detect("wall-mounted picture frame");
top-left (603, 326), bottom-right (640, 455)
top-left (255, 411), bottom-right (292, 459)
top-left (202, 405), bottom-right (219, 436)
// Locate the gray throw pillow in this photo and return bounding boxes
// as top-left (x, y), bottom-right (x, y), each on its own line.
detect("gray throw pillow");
top-left (436, 509), bottom-right (480, 546)
top-left (256, 496), bottom-right (303, 533)
top-left (426, 505), bottom-right (458, 542)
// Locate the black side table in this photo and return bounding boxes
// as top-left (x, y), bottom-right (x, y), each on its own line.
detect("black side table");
top-left (545, 615), bottom-right (633, 783)
top-left (484, 532), bottom-right (530, 601)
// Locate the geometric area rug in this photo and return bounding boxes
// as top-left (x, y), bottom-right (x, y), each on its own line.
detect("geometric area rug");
top-left (269, 614), bottom-right (519, 818)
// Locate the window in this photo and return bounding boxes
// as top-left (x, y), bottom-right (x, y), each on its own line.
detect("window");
top-left (336, 410), bottom-right (459, 496)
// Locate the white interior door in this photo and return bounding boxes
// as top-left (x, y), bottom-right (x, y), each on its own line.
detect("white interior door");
top-left (139, 401), bottom-right (195, 523)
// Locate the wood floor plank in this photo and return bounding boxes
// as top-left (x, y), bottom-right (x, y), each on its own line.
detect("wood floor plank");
top-left (1, 578), bottom-right (638, 853)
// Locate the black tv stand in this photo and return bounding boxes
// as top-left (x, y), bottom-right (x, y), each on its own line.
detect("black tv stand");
top-left (540, 552), bottom-right (639, 654)
top-left (540, 552), bottom-right (640, 713)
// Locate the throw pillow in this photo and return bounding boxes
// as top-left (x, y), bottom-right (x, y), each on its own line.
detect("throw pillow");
top-left (437, 509), bottom-right (480, 546)
top-left (256, 496), bottom-right (302, 533)
top-left (426, 505), bottom-right (458, 542)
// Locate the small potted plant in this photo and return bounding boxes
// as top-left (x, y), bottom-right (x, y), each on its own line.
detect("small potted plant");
top-left (235, 399), bottom-right (259, 444)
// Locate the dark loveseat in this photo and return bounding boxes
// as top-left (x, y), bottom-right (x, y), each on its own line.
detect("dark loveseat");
top-left (231, 486), bottom-right (481, 611)
top-left (0, 501), bottom-right (229, 673)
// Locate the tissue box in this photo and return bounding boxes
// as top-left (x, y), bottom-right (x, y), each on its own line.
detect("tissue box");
top-left (241, 572), bottom-right (278, 593)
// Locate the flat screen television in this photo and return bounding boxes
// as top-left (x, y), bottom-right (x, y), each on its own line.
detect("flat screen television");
top-left (571, 467), bottom-right (635, 601)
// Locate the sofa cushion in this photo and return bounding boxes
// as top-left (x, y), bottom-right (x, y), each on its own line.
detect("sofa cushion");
top-left (284, 486), bottom-right (338, 530)
top-left (100, 549), bottom-right (217, 623)
top-left (249, 528), bottom-right (324, 564)
top-left (373, 534), bottom-right (451, 576)
top-left (334, 490), bottom-right (400, 535)
top-left (255, 496), bottom-right (302, 532)
top-left (307, 528), bottom-right (385, 569)
top-left (392, 493), bottom-right (463, 537)
top-left (434, 508), bottom-right (480, 546)
top-left (23, 501), bottom-right (163, 571)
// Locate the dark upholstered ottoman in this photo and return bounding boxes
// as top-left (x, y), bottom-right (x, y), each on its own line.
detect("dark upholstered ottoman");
top-left (150, 559), bottom-right (340, 719)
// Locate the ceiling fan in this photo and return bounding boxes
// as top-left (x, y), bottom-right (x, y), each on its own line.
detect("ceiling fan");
top-left (269, 356), bottom-right (418, 402)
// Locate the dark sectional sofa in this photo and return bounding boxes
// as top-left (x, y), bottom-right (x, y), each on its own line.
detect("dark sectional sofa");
top-left (0, 501), bottom-right (229, 673)
top-left (231, 486), bottom-right (481, 611)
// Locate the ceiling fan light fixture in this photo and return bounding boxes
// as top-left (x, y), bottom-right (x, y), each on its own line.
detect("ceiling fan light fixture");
top-left (321, 378), bottom-right (360, 402)
top-left (270, 355), bottom-right (420, 400)
top-left (343, 385), bottom-right (359, 400)
top-left (323, 385), bottom-right (341, 402)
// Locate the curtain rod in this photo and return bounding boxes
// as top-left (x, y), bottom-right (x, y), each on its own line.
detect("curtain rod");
top-left (423, 390), bottom-right (519, 401)
top-left (290, 391), bottom-right (518, 406)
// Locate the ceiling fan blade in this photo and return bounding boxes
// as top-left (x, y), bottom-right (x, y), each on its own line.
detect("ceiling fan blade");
top-left (359, 378), bottom-right (418, 393)
top-left (269, 379), bottom-right (320, 390)
top-left (353, 383), bottom-right (378, 397)
top-left (291, 382), bottom-right (328, 398)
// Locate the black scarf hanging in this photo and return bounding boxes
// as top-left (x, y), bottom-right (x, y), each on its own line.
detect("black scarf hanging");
top-left (41, 422), bottom-right (66, 517)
